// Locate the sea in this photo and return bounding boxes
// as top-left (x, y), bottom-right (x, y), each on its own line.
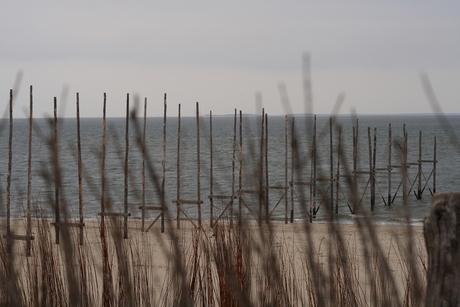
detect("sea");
top-left (1, 114), bottom-right (459, 226)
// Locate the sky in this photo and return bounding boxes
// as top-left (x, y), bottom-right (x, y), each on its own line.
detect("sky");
top-left (1, 1), bottom-right (459, 118)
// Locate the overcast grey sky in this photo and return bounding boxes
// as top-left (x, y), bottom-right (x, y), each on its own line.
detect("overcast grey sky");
top-left (1, 1), bottom-right (459, 118)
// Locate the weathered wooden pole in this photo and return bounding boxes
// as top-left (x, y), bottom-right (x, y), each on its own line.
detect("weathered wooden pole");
top-left (335, 125), bottom-right (342, 214)
top-left (161, 94), bottom-right (167, 233)
top-left (433, 136), bottom-right (437, 194)
top-left (230, 109), bottom-right (237, 228)
top-left (123, 94), bottom-right (129, 239)
top-left (424, 192), bottom-right (460, 306)
top-left (176, 104), bottom-right (181, 229)
top-left (368, 127), bottom-right (374, 211)
top-left (141, 98), bottom-right (147, 232)
top-left (417, 130), bottom-right (422, 200)
top-left (285, 115), bottom-right (289, 224)
top-left (26, 85), bottom-right (33, 256)
top-left (388, 123), bottom-right (392, 206)
top-left (265, 113), bottom-right (269, 223)
top-left (54, 97), bottom-right (60, 244)
top-left (290, 117), bottom-right (295, 223)
top-left (209, 111), bottom-right (214, 227)
top-left (258, 108), bottom-right (265, 224)
top-left (311, 115), bottom-right (317, 220)
top-left (76, 93), bottom-right (84, 245)
top-left (6, 89), bottom-right (13, 238)
top-left (329, 117), bottom-right (334, 215)
top-left (100, 93), bottom-right (107, 238)
top-left (196, 102), bottom-right (202, 227)
top-left (238, 110), bottom-right (243, 225)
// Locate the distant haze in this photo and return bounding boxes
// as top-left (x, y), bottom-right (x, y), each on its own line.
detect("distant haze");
top-left (1, 1), bottom-right (459, 118)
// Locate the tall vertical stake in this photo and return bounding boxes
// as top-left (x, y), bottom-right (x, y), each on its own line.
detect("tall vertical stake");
top-left (124, 94), bottom-right (129, 239)
top-left (417, 130), bottom-right (422, 199)
top-left (54, 97), bottom-right (60, 244)
top-left (161, 94), bottom-right (167, 233)
top-left (76, 93), bottom-right (84, 245)
top-left (388, 123), bottom-right (392, 206)
top-left (329, 118), bottom-right (334, 217)
top-left (368, 127), bottom-right (374, 211)
top-left (141, 98), bottom-right (147, 232)
top-left (258, 108), bottom-right (265, 224)
top-left (335, 125), bottom-right (342, 214)
top-left (196, 102), bottom-right (201, 227)
top-left (176, 104), bottom-right (181, 229)
top-left (7, 90), bottom-right (13, 238)
top-left (285, 115), bottom-right (288, 224)
top-left (26, 85), bottom-right (33, 256)
top-left (265, 113), bottom-right (269, 223)
top-left (372, 128), bottom-right (377, 211)
top-left (290, 117), bottom-right (295, 223)
top-left (238, 110), bottom-right (243, 225)
top-left (311, 115), bottom-right (317, 220)
top-left (101, 94), bottom-right (107, 238)
top-left (231, 109), bottom-right (237, 228)
top-left (209, 111), bottom-right (214, 226)
top-left (433, 136), bottom-right (437, 194)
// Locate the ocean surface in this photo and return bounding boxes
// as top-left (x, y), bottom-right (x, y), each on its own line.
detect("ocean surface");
top-left (1, 114), bottom-right (459, 226)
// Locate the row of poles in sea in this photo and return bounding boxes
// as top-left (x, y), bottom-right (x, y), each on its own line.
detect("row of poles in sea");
top-left (3, 86), bottom-right (437, 254)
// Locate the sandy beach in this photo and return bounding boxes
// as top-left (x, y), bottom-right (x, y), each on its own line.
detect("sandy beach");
top-left (1, 218), bottom-right (426, 305)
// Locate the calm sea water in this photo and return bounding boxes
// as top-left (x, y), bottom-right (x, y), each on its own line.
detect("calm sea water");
top-left (1, 114), bottom-right (459, 226)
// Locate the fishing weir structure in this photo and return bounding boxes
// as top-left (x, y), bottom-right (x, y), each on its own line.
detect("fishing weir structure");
top-left (2, 88), bottom-right (438, 249)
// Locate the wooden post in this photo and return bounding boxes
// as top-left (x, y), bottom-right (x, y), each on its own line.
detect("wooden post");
top-left (259, 108), bottom-right (265, 224)
top-left (311, 115), bottom-right (317, 220)
top-left (123, 94), bottom-right (129, 239)
top-left (238, 110), bottom-right (243, 225)
top-left (388, 123), bottom-right (392, 206)
top-left (209, 111), bottom-right (214, 227)
top-left (352, 121), bottom-right (358, 213)
top-left (76, 93), bottom-right (84, 245)
top-left (335, 125), bottom-right (342, 214)
top-left (424, 192), bottom-right (460, 306)
top-left (196, 102), bottom-right (201, 227)
top-left (231, 109), bottom-right (237, 228)
top-left (417, 130), bottom-right (422, 200)
top-left (368, 127), bottom-right (374, 211)
top-left (290, 117), bottom-right (295, 223)
top-left (54, 97), bottom-right (60, 244)
top-left (176, 104), bottom-right (181, 229)
top-left (161, 94), bottom-right (167, 233)
top-left (285, 115), bottom-right (288, 224)
top-left (6, 90), bottom-right (13, 238)
top-left (265, 113), bottom-right (269, 223)
top-left (372, 128), bottom-right (377, 211)
top-left (26, 86), bottom-right (33, 256)
top-left (433, 136), bottom-right (437, 194)
top-left (141, 98), bottom-right (147, 232)
top-left (329, 118), bottom-right (334, 216)
top-left (100, 94), bottom-right (107, 238)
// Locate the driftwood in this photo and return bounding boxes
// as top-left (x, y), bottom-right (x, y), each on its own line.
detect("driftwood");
top-left (424, 192), bottom-right (460, 306)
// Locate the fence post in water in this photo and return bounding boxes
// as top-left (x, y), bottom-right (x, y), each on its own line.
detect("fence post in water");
top-left (329, 117), bottom-right (334, 216)
top-left (433, 136), bottom-right (437, 194)
top-left (123, 94), bottom-right (129, 239)
top-left (161, 94), bottom-right (167, 233)
top-left (209, 111), bottom-right (214, 227)
top-left (53, 97), bottom-right (60, 244)
top-left (176, 104), bottom-right (181, 229)
top-left (196, 102), bottom-right (201, 227)
top-left (265, 113), bottom-right (269, 223)
top-left (100, 94), bottom-right (107, 238)
top-left (141, 98), bottom-right (147, 232)
top-left (388, 123), bottom-right (392, 206)
top-left (335, 125), bottom-right (342, 215)
top-left (285, 116), bottom-right (289, 224)
top-left (311, 115), bottom-right (317, 220)
top-left (230, 109), bottom-right (237, 228)
top-left (368, 127), bottom-right (375, 211)
top-left (290, 117), bottom-right (295, 223)
top-left (238, 110), bottom-right (243, 225)
top-left (417, 130), bottom-right (422, 200)
top-left (76, 93), bottom-right (84, 245)
top-left (424, 192), bottom-right (460, 306)
top-left (258, 108), bottom-right (265, 224)
top-left (26, 85), bottom-right (33, 256)
top-left (6, 90), bottom-right (13, 238)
